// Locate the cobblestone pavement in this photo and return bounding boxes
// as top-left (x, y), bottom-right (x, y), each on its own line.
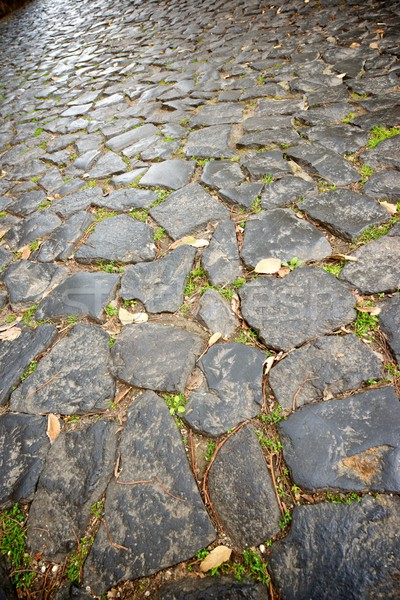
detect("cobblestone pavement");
top-left (0, 0), bottom-right (399, 598)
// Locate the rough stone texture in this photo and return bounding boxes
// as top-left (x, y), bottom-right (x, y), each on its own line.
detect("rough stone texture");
top-left (157, 576), bottom-right (268, 600)
top-left (11, 324), bottom-right (115, 415)
top-left (379, 294), bottom-right (400, 365)
top-left (0, 413), bottom-right (49, 503)
top-left (201, 160), bottom-right (244, 189)
top-left (241, 209), bottom-right (331, 267)
top-left (51, 188), bottom-right (103, 219)
top-left (2, 211), bottom-right (62, 251)
top-left (340, 236), bottom-right (400, 294)
top-left (279, 386), bottom-right (400, 492)
top-left (185, 125), bottom-right (235, 159)
top-left (0, 247), bottom-right (13, 271)
top-left (202, 220), bottom-right (244, 285)
top-left (139, 159), bottom-right (195, 190)
top-left (239, 267), bottom-right (356, 351)
top-left (241, 151), bottom-right (291, 179)
top-left (362, 170), bottom-right (400, 200)
top-left (84, 391), bottom-right (216, 595)
top-left (261, 177), bottom-right (316, 210)
top-left (36, 212), bottom-right (95, 262)
top-left (196, 289), bottom-right (236, 339)
top-left (120, 245), bottom-right (196, 313)
top-left (359, 136), bottom-right (400, 170)
top-left (219, 183), bottom-right (263, 209)
top-left (86, 151), bottom-right (127, 179)
top-left (208, 424), bottom-right (280, 547)
top-left (35, 272), bottom-right (119, 322)
top-left (106, 123), bottom-right (159, 152)
top-left (28, 420), bottom-right (118, 562)
top-left (269, 334), bottom-right (383, 410)
top-left (93, 188), bottom-right (157, 211)
top-left (286, 144), bottom-right (361, 186)
top-left (4, 260), bottom-right (68, 310)
top-left (184, 343), bottom-right (265, 436)
top-left (269, 496), bottom-right (400, 600)
top-left (305, 125), bottom-right (369, 154)
top-left (0, 324), bottom-right (58, 406)
top-left (75, 215), bottom-right (156, 263)
top-left (150, 183), bottom-right (229, 240)
top-left (190, 103), bottom-right (243, 127)
top-left (111, 323), bottom-right (203, 392)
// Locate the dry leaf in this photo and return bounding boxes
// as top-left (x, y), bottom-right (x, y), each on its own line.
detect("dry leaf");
top-left (114, 387), bottom-right (131, 404)
top-left (380, 201), bottom-right (397, 216)
top-left (278, 266), bottom-right (291, 278)
top-left (254, 258), bottom-right (282, 274)
top-left (356, 305), bottom-right (381, 315)
top-left (208, 332), bottom-right (222, 347)
top-left (370, 42), bottom-right (379, 49)
top-left (0, 229), bottom-right (7, 238)
top-left (186, 370), bottom-right (204, 391)
top-left (118, 307), bottom-right (135, 325)
top-left (350, 42), bottom-right (360, 47)
top-left (0, 327), bottom-right (22, 341)
top-left (170, 236), bottom-right (208, 250)
top-left (131, 312), bottom-right (148, 323)
top-left (47, 414), bottom-right (61, 444)
top-left (200, 546), bottom-right (232, 573)
top-left (20, 246), bottom-right (31, 259)
top-left (329, 253), bottom-right (358, 262)
top-left (336, 73), bottom-right (346, 79)
top-left (191, 238), bottom-right (209, 248)
top-left (264, 356), bottom-right (275, 375)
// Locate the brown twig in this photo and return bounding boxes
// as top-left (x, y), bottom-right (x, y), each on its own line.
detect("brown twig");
top-left (26, 370), bottom-right (62, 398)
top-left (115, 479), bottom-right (153, 486)
top-left (268, 456), bottom-right (284, 515)
top-left (189, 429), bottom-right (199, 483)
top-left (101, 517), bottom-right (129, 551)
top-left (291, 375), bottom-right (317, 412)
top-left (155, 475), bottom-right (187, 503)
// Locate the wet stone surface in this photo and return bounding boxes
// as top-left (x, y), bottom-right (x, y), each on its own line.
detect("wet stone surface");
top-left (157, 576), bottom-right (268, 600)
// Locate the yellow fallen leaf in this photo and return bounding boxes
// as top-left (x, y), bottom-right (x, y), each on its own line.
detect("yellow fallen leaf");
top-left (329, 254), bottom-right (358, 262)
top-left (200, 546), bottom-right (232, 573)
top-left (350, 42), bottom-right (360, 47)
top-left (264, 356), bottom-right (275, 375)
top-left (21, 246), bottom-right (31, 259)
top-left (0, 327), bottom-right (22, 341)
top-left (170, 236), bottom-right (209, 250)
top-left (370, 42), bottom-right (379, 49)
top-left (47, 414), bottom-right (61, 444)
top-left (379, 201), bottom-right (397, 216)
top-left (119, 307), bottom-right (135, 325)
top-left (131, 312), bottom-right (148, 323)
top-left (356, 306), bottom-right (381, 315)
top-left (191, 239), bottom-right (209, 248)
top-left (208, 332), bottom-right (222, 347)
top-left (278, 266), bottom-right (291, 278)
top-left (254, 258), bottom-right (281, 274)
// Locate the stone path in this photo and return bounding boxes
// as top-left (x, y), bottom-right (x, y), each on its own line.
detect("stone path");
top-left (0, 0), bottom-right (399, 598)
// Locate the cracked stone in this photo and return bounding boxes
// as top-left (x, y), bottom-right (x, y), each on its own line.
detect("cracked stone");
top-left (195, 288), bottom-right (236, 339)
top-left (261, 177), bottom-right (316, 209)
top-left (106, 123), bottom-right (159, 152)
top-left (286, 144), bottom-right (361, 186)
top-left (4, 260), bottom-right (68, 310)
top-left (201, 160), bottom-right (244, 188)
top-left (139, 159), bottom-right (195, 190)
top-left (36, 211), bottom-right (95, 262)
top-left (86, 152), bottom-right (127, 179)
top-left (185, 125), bottom-right (235, 159)
top-left (2, 211), bottom-right (62, 251)
top-left (241, 151), bottom-right (291, 180)
top-left (202, 220), bottom-right (244, 285)
top-left (51, 187), bottom-right (103, 219)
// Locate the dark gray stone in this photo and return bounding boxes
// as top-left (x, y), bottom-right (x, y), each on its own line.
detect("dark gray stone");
top-left (379, 294), bottom-right (400, 365)
top-left (8, 190), bottom-right (47, 217)
top-left (139, 159), bottom-right (195, 190)
top-left (269, 496), bottom-right (400, 600)
top-left (359, 136), bottom-right (400, 170)
top-left (0, 247), bottom-right (13, 271)
top-left (340, 236), bottom-right (400, 294)
top-left (84, 391), bottom-right (216, 594)
top-left (237, 129), bottom-right (300, 148)
top-left (350, 105), bottom-right (400, 131)
top-left (0, 413), bottom-right (49, 503)
top-left (2, 211), bottom-right (62, 251)
top-left (305, 125), bottom-right (369, 154)
top-left (93, 188), bottom-right (157, 211)
top-left (86, 152), bottom-right (127, 179)
top-left (111, 323), bottom-right (203, 392)
top-left (286, 144), bottom-right (361, 186)
top-left (295, 104), bottom-right (351, 126)
top-left (157, 576), bottom-right (268, 600)
top-left (269, 334), bottom-right (383, 410)
top-left (201, 160), bottom-right (244, 188)
top-left (72, 150), bottom-right (102, 172)
top-left (39, 168), bottom-right (64, 194)
top-left (121, 245), bottom-right (196, 313)
top-left (106, 123), bottom-right (159, 152)
top-left (279, 387), bottom-right (400, 492)
top-left (190, 103), bottom-right (243, 127)
top-left (185, 125), bottom-right (235, 159)
top-left (299, 190), bottom-right (389, 242)
top-left (4, 261), bottom-right (68, 310)
top-left (196, 289), bottom-right (236, 339)
top-left (28, 420), bottom-right (118, 562)
top-left (239, 267), bottom-right (356, 351)
top-left (241, 209), bottom-right (331, 267)
top-left (150, 183), bottom-right (229, 241)
top-left (207, 424), bottom-right (280, 547)
top-left (11, 324), bottom-right (115, 415)
top-left (241, 151), bottom-right (291, 179)
top-left (0, 324), bottom-right (57, 406)
top-left (218, 183), bottom-right (263, 209)
top-left (243, 115), bottom-right (293, 132)
top-left (36, 212), bottom-right (95, 262)
top-left (202, 220), bottom-right (244, 286)
top-left (363, 170), bottom-right (400, 201)
top-left (261, 177), bottom-right (316, 209)
top-left (51, 188), bottom-right (103, 219)
top-left (75, 215), bottom-right (156, 264)
top-left (53, 583), bottom-right (93, 600)
top-left (61, 104), bottom-right (92, 117)
top-left (185, 343), bottom-right (265, 436)
top-left (35, 272), bottom-right (119, 322)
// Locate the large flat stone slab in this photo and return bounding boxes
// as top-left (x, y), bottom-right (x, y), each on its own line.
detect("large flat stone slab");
top-left (150, 183), bottom-right (229, 240)
top-left (75, 215), bottom-right (156, 264)
top-left (269, 496), bottom-right (400, 600)
top-left (241, 209), bottom-right (331, 267)
top-left (359, 136), bottom-right (400, 170)
top-left (120, 245), bottom-right (196, 313)
top-left (51, 188), bottom-right (103, 219)
top-left (241, 151), bottom-right (291, 180)
top-left (11, 324), bottom-right (115, 415)
top-left (184, 343), bottom-right (265, 436)
top-left (269, 334), bottom-right (382, 410)
top-left (305, 125), bottom-right (369, 154)
top-left (219, 183), bottom-right (263, 209)
top-left (362, 170), bottom-right (400, 201)
top-left (157, 576), bottom-right (268, 600)
top-left (202, 220), bottom-right (244, 285)
top-left (84, 391), bottom-right (216, 595)
top-left (86, 151), bottom-right (127, 179)
top-left (139, 159), bottom-right (195, 190)
top-left (286, 144), bottom-right (361, 186)
top-left (239, 267), bottom-right (356, 351)
top-left (196, 289), bottom-right (236, 339)
top-left (92, 188), bottom-right (157, 211)
top-left (28, 420), bottom-right (118, 562)
top-left (201, 160), bottom-right (244, 189)
top-left (279, 386), bottom-right (400, 491)
top-left (261, 177), bottom-right (316, 210)
top-left (185, 125), bottom-right (235, 159)
top-left (340, 236), bottom-right (400, 294)
top-left (207, 424), bottom-right (280, 547)
top-left (111, 323), bottom-right (203, 392)
top-left (36, 212), bottom-right (95, 262)
top-left (190, 103), bottom-right (243, 127)
top-left (35, 272), bottom-right (119, 322)
top-left (379, 294), bottom-right (400, 365)
top-left (106, 124), bottom-right (159, 152)
top-left (2, 211), bottom-right (62, 251)
top-left (4, 260), bottom-right (68, 310)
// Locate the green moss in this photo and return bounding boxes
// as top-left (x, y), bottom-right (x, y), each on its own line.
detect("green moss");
top-left (368, 126), bottom-right (400, 149)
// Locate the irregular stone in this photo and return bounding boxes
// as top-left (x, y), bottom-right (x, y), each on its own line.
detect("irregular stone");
top-left (261, 177), bottom-right (316, 209)
top-left (111, 323), bottom-right (203, 392)
top-left (106, 123), bottom-right (159, 152)
top-left (39, 168), bottom-right (64, 194)
top-left (0, 324), bottom-right (57, 406)
top-left (269, 334), bottom-right (383, 410)
top-left (237, 129), bottom-right (300, 148)
top-left (241, 209), bottom-right (331, 267)
top-left (379, 294), bottom-right (400, 365)
top-left (299, 190), bottom-right (389, 242)
top-left (207, 424), bottom-right (280, 547)
top-left (35, 272), bottom-right (119, 322)
top-left (243, 115), bottom-right (293, 132)
top-left (239, 267), bottom-right (356, 351)
top-left (28, 420), bottom-right (118, 562)
top-left (51, 188), bottom-right (103, 219)
top-left (185, 343), bottom-right (265, 436)
top-left (269, 496), bottom-right (400, 600)
top-left (363, 170), bottom-right (400, 201)
top-left (286, 144), bottom-right (361, 186)
top-left (185, 125), bottom-right (235, 159)
top-left (350, 105), bottom-right (400, 131)
top-left (11, 324), bottom-right (115, 415)
top-left (295, 104), bottom-right (351, 126)
top-left (359, 136), bottom-right (400, 170)
top-left (241, 151), bottom-right (291, 179)
top-left (2, 211), bottom-right (62, 251)
top-left (0, 413), bottom-right (49, 503)
top-left (53, 583), bottom-right (93, 600)
top-left (121, 245), bottom-right (195, 313)
top-left (157, 576), bottom-right (268, 600)
top-left (150, 183), bottom-right (229, 240)
top-left (0, 247), bottom-right (13, 271)
top-left (8, 190), bottom-right (47, 217)
top-left (93, 188), bottom-right (157, 211)
top-left (280, 386), bottom-right (400, 491)
top-left (72, 150), bottom-right (102, 172)
top-left (36, 212), bottom-right (95, 262)
top-left (196, 289), bottom-right (236, 339)
top-left (86, 152), bottom-right (126, 179)
top-left (84, 391), bottom-right (216, 594)
top-left (76, 215), bottom-right (155, 264)
top-left (340, 236), bottom-right (400, 294)
top-left (61, 104), bottom-right (92, 117)
top-left (201, 160), bottom-right (244, 188)
top-left (218, 183), bottom-right (263, 209)
top-left (4, 260), bottom-right (68, 310)
top-left (305, 125), bottom-right (369, 154)
top-left (202, 220), bottom-right (244, 285)
top-left (190, 103), bottom-right (243, 127)
top-left (110, 168), bottom-right (148, 188)
top-left (139, 159), bottom-right (195, 190)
